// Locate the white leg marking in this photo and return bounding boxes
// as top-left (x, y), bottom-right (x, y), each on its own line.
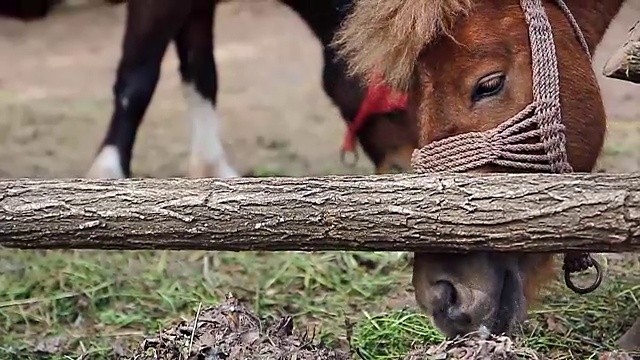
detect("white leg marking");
top-left (183, 83), bottom-right (238, 178)
top-left (86, 145), bottom-right (126, 178)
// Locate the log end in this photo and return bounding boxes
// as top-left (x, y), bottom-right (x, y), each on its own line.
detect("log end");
top-left (602, 21), bottom-right (640, 84)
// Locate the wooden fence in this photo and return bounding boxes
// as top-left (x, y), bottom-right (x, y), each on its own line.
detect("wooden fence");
top-left (1, 173), bottom-right (639, 252)
top-left (603, 20), bottom-right (640, 84)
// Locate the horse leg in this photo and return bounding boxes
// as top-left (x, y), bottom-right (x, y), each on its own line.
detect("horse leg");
top-left (281, 0), bottom-right (363, 121)
top-left (86, 1), bottom-right (188, 178)
top-left (173, 0), bottom-right (238, 179)
top-left (281, 0), bottom-right (367, 151)
top-left (172, 0), bottom-right (237, 277)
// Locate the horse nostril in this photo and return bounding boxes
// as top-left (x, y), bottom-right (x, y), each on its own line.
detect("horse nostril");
top-left (434, 280), bottom-right (458, 311)
top-left (448, 308), bottom-right (472, 326)
top-left (433, 281), bottom-right (471, 326)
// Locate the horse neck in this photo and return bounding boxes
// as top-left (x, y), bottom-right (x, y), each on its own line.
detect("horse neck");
top-left (281, 0), bottom-right (342, 45)
top-left (556, 0), bottom-right (627, 53)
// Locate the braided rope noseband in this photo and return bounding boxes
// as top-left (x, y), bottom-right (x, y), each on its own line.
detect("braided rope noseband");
top-left (410, 0), bottom-right (603, 294)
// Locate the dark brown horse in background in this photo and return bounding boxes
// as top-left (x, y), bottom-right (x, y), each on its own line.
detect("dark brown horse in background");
top-left (0, 0), bottom-right (124, 20)
top-left (0, 0), bottom-right (61, 19)
top-left (335, 0), bottom-right (638, 352)
top-left (83, 0), bottom-right (418, 179)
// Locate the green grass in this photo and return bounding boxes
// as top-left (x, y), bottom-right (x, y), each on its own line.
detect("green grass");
top-left (0, 249), bottom-right (638, 360)
top-left (349, 272), bottom-right (639, 360)
top-left (0, 250), bottom-right (413, 359)
top-left (351, 310), bottom-right (445, 359)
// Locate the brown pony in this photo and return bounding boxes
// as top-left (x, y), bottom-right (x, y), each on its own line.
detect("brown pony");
top-left (334, 0), bottom-right (637, 350)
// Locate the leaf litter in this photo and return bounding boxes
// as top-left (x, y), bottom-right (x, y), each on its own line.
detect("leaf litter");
top-left (128, 293), bottom-right (351, 360)
top-left (402, 331), bottom-right (636, 360)
top-left (127, 293), bottom-right (638, 360)
top-left (402, 330), bottom-right (542, 360)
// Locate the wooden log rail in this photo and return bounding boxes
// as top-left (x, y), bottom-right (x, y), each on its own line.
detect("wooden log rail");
top-left (603, 20), bottom-right (640, 84)
top-left (1, 173), bottom-right (639, 252)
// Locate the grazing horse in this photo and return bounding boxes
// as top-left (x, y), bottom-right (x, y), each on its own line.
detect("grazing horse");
top-left (85, 0), bottom-right (418, 179)
top-left (334, 0), bottom-right (637, 350)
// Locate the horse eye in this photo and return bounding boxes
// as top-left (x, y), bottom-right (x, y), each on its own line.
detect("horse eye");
top-left (472, 73), bottom-right (505, 102)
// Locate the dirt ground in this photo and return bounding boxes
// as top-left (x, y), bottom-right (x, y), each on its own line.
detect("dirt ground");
top-left (0, 0), bottom-right (639, 179)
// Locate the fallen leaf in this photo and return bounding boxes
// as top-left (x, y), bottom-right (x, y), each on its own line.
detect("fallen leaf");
top-left (545, 314), bottom-right (568, 334)
top-left (34, 335), bottom-right (68, 355)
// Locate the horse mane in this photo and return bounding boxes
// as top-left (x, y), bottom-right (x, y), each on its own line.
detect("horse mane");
top-left (332, 0), bottom-right (474, 91)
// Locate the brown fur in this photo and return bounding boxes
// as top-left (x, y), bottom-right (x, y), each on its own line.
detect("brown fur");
top-left (411, 0), bottom-right (624, 335)
top-left (332, 0), bottom-right (473, 91)
top-left (359, 111), bottom-right (420, 173)
top-left (523, 255), bottom-right (557, 307)
top-left (337, 0), bottom-right (627, 338)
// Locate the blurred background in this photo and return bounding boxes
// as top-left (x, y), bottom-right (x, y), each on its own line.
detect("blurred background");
top-left (0, 0), bottom-right (379, 180)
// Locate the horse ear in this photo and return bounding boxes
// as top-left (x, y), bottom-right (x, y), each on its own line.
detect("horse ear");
top-left (331, 0), bottom-right (472, 92)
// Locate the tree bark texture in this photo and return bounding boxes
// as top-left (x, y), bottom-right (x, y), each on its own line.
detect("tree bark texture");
top-left (1, 174), bottom-right (639, 252)
top-left (603, 20), bottom-right (640, 84)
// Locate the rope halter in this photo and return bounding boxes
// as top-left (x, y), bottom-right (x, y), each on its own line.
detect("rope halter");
top-left (410, 0), bottom-right (602, 295)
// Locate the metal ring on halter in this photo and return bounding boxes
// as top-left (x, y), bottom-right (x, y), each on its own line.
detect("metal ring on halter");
top-left (340, 148), bottom-right (359, 168)
top-left (563, 257), bottom-right (603, 295)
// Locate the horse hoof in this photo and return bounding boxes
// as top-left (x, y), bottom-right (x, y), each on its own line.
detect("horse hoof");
top-left (188, 159), bottom-right (239, 179)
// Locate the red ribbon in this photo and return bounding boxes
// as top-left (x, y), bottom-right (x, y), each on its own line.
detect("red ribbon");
top-left (341, 75), bottom-right (409, 155)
